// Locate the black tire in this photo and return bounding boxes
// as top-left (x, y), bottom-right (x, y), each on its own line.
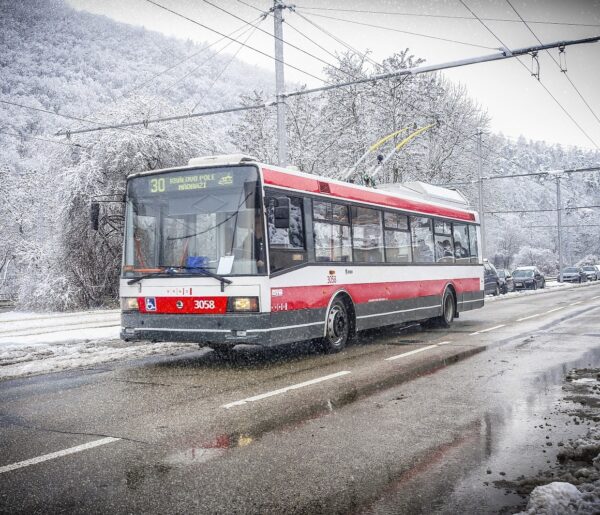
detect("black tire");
top-left (493, 284), bottom-right (499, 296)
top-left (321, 298), bottom-right (351, 353)
top-left (532, 281), bottom-right (537, 290)
top-left (425, 289), bottom-right (455, 328)
top-left (579, 277), bottom-right (582, 283)
top-left (211, 346), bottom-right (234, 361)
top-left (541, 279), bottom-right (545, 289)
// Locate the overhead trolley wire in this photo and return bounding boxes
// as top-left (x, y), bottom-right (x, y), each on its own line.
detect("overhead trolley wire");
top-left (200, 0), bottom-right (349, 73)
top-left (457, 0), bottom-right (600, 150)
top-left (0, 129), bottom-right (88, 149)
top-left (293, 6), bottom-right (600, 28)
top-left (505, 0), bottom-right (600, 130)
top-left (142, 0), bottom-right (327, 84)
top-left (160, 15), bottom-right (265, 96)
top-left (296, 10), bottom-right (500, 51)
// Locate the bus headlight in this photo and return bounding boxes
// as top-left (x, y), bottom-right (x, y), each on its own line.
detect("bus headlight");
top-left (121, 297), bottom-right (139, 311)
top-left (228, 297), bottom-right (259, 312)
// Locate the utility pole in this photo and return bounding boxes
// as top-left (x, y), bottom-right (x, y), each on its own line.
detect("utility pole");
top-left (273, 0), bottom-right (287, 167)
top-left (477, 128), bottom-right (486, 258)
top-left (555, 173), bottom-right (564, 281)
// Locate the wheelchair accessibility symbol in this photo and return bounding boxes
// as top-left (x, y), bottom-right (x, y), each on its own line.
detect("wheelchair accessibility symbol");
top-left (145, 297), bottom-right (157, 311)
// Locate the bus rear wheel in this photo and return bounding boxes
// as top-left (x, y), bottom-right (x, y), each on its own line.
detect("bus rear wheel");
top-left (424, 290), bottom-right (455, 329)
top-left (321, 299), bottom-right (350, 353)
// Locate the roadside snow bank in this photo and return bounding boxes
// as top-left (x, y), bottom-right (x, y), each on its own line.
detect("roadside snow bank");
top-left (0, 309), bottom-right (198, 380)
top-left (487, 279), bottom-right (597, 302)
top-left (516, 481), bottom-right (600, 515)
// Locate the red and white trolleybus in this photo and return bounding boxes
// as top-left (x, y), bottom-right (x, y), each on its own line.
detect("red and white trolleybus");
top-left (120, 154), bottom-right (484, 353)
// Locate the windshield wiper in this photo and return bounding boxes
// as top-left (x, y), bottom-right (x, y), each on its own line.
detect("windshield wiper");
top-left (128, 266), bottom-right (233, 291)
top-left (127, 269), bottom-right (177, 285)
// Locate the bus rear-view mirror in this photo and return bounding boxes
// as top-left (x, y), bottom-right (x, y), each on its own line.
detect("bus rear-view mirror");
top-left (273, 196), bottom-right (290, 229)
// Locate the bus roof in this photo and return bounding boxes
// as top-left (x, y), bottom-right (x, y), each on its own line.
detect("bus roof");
top-left (127, 154), bottom-right (478, 223)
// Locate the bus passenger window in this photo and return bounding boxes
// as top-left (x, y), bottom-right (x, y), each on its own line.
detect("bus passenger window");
top-left (267, 195), bottom-right (306, 273)
top-left (383, 211), bottom-right (411, 263)
top-left (434, 220), bottom-right (455, 263)
top-left (351, 206), bottom-right (384, 262)
top-left (468, 225), bottom-right (479, 264)
top-left (313, 201), bottom-right (352, 262)
top-left (410, 217), bottom-right (434, 263)
top-left (453, 224), bottom-right (471, 263)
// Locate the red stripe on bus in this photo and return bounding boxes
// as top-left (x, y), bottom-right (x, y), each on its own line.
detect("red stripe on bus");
top-left (271, 278), bottom-right (480, 311)
top-left (262, 168), bottom-right (476, 222)
top-left (138, 296), bottom-right (228, 314)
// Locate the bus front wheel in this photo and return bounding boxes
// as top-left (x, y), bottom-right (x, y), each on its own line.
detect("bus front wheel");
top-left (321, 298), bottom-right (350, 353)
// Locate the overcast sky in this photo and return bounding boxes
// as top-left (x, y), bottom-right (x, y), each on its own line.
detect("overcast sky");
top-left (67, 0), bottom-right (600, 150)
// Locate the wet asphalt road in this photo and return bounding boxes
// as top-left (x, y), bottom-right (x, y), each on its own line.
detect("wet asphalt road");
top-left (1, 283), bottom-right (599, 514)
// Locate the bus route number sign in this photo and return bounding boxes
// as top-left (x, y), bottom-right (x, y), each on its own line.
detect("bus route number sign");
top-left (147, 171), bottom-right (234, 194)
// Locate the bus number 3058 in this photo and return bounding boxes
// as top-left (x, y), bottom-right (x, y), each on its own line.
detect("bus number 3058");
top-left (194, 300), bottom-right (215, 310)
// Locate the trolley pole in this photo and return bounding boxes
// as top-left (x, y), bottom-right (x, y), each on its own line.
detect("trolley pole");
top-left (274, 0), bottom-right (288, 167)
top-left (556, 174), bottom-right (563, 281)
top-left (477, 129), bottom-right (486, 258)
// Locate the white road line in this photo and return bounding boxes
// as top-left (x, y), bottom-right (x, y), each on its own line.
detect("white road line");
top-left (0, 437), bottom-right (120, 475)
top-left (385, 341), bottom-right (450, 362)
top-left (517, 313), bottom-right (541, 322)
top-left (469, 324), bottom-right (506, 336)
top-left (546, 306), bottom-right (566, 314)
top-left (591, 295), bottom-right (600, 300)
top-left (222, 371), bottom-right (351, 409)
top-left (570, 301), bottom-right (582, 306)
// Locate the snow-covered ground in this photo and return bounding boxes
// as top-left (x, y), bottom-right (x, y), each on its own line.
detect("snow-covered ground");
top-left (0, 309), bottom-right (198, 380)
top-left (486, 279), bottom-right (597, 302)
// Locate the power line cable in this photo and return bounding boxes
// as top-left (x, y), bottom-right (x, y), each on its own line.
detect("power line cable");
top-left (294, 6), bottom-right (600, 28)
top-left (191, 20), bottom-right (263, 112)
top-left (142, 0), bottom-right (327, 83)
top-left (160, 16), bottom-right (264, 96)
top-left (0, 129), bottom-right (88, 149)
top-left (458, 0), bottom-right (599, 150)
top-left (200, 0), bottom-right (347, 73)
top-left (292, 10), bottom-right (383, 70)
top-left (505, 0), bottom-right (600, 130)
top-left (297, 10), bottom-right (499, 50)
top-left (237, 0), bottom-right (346, 67)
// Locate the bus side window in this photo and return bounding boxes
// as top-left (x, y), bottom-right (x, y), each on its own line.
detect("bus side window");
top-left (409, 216), bottom-right (434, 263)
top-left (266, 195), bottom-right (307, 273)
top-left (468, 225), bottom-right (479, 264)
top-left (351, 206), bottom-right (384, 263)
top-left (453, 223), bottom-right (471, 263)
top-left (434, 220), bottom-right (455, 263)
top-left (383, 211), bottom-right (412, 263)
top-left (313, 201), bottom-right (352, 263)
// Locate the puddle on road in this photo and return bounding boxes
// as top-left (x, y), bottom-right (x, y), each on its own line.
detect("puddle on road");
top-left (363, 347), bottom-right (600, 515)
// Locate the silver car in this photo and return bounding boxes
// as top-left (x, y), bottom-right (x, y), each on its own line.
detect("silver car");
top-left (582, 265), bottom-right (599, 281)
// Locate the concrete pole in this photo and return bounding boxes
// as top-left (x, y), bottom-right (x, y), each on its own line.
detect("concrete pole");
top-left (556, 175), bottom-right (563, 281)
top-left (477, 129), bottom-right (486, 258)
top-left (274, 1), bottom-right (287, 167)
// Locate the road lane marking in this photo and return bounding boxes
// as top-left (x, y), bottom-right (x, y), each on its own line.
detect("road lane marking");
top-left (385, 341), bottom-right (450, 361)
top-left (0, 437), bottom-right (120, 475)
top-left (517, 313), bottom-right (541, 322)
top-left (570, 301), bottom-right (582, 306)
top-left (222, 371), bottom-right (351, 409)
top-left (591, 295), bottom-right (600, 300)
top-left (469, 324), bottom-right (506, 336)
top-left (546, 306), bottom-right (565, 314)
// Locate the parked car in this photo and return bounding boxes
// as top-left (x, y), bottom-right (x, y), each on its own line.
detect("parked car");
top-left (512, 266), bottom-right (546, 290)
top-left (483, 261), bottom-right (500, 296)
top-left (561, 267), bottom-right (588, 283)
top-left (497, 269), bottom-right (514, 294)
top-left (581, 265), bottom-right (599, 281)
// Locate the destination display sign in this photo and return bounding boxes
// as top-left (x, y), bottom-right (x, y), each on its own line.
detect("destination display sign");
top-left (147, 169), bottom-right (235, 194)
top-left (128, 167), bottom-right (253, 197)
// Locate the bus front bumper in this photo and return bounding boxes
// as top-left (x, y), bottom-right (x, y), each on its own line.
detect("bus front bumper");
top-left (120, 310), bottom-right (324, 347)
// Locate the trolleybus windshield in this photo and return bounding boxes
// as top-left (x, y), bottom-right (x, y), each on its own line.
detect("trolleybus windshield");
top-left (123, 165), bottom-right (265, 277)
